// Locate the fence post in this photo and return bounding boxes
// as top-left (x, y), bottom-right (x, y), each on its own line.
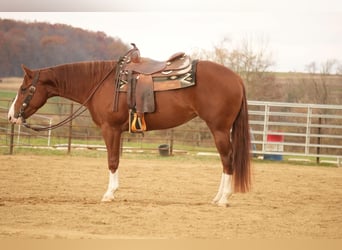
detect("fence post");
top-left (67, 102), bottom-right (74, 154)
top-left (9, 123), bottom-right (15, 155)
top-left (262, 103), bottom-right (270, 154)
top-left (305, 106), bottom-right (312, 155)
top-left (316, 117), bottom-right (322, 164)
top-left (120, 136), bottom-right (123, 156)
top-left (169, 129), bottom-right (174, 155)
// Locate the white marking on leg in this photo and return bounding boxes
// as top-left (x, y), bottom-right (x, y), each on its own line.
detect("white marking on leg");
top-left (101, 170), bottom-right (119, 202)
top-left (217, 174), bottom-right (233, 207)
top-left (212, 173), bottom-right (233, 206)
top-left (212, 173), bottom-right (225, 204)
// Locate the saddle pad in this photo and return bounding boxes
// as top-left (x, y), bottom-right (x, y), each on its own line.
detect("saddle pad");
top-left (119, 60), bottom-right (197, 93)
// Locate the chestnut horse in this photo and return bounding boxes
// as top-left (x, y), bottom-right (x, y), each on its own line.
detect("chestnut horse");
top-left (8, 56), bottom-right (251, 206)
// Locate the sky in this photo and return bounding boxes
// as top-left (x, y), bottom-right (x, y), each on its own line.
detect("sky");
top-left (1, 0), bottom-right (342, 72)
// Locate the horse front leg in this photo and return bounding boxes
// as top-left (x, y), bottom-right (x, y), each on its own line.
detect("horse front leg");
top-left (101, 125), bottom-right (122, 202)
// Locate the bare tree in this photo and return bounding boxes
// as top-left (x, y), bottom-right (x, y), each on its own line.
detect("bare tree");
top-left (304, 59), bottom-right (340, 163)
top-left (192, 36), bottom-right (276, 100)
top-left (305, 59), bottom-right (339, 105)
top-left (337, 62), bottom-right (342, 75)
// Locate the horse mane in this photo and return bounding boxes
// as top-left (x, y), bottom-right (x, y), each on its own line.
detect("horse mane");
top-left (45, 60), bottom-right (117, 99)
top-left (53, 60), bottom-right (116, 83)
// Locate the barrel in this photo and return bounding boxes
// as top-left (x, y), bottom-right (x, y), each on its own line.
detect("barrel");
top-left (264, 132), bottom-right (284, 161)
top-left (158, 144), bottom-right (170, 156)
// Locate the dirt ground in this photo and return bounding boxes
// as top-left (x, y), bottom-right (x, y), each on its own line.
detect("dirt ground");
top-left (0, 154), bottom-right (341, 239)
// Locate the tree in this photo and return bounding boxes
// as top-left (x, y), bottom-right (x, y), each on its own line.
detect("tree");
top-left (192, 36), bottom-right (276, 100)
top-left (304, 59), bottom-right (340, 164)
top-left (305, 59), bottom-right (339, 105)
top-left (337, 62), bottom-right (342, 75)
top-left (0, 19), bottom-right (130, 77)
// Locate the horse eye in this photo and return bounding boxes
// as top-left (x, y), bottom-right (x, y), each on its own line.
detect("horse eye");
top-left (20, 87), bottom-right (27, 93)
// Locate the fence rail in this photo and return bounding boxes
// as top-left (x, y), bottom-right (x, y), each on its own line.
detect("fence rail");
top-left (248, 101), bottom-right (342, 166)
top-left (1, 98), bottom-right (341, 166)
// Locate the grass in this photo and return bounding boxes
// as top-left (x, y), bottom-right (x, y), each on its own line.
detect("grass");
top-left (0, 91), bottom-right (16, 99)
top-left (0, 91), bottom-right (16, 108)
top-left (1, 140), bottom-right (338, 167)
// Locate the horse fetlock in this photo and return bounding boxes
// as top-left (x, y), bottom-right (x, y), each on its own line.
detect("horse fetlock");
top-left (212, 192), bottom-right (223, 204)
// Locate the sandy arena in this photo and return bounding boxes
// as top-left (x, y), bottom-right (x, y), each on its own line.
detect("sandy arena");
top-left (0, 154), bottom-right (341, 239)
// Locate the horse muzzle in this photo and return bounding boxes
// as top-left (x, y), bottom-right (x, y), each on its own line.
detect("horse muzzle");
top-left (8, 115), bottom-right (24, 125)
top-left (8, 107), bottom-right (25, 125)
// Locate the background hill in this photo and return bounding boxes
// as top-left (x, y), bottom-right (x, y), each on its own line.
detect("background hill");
top-left (0, 19), bottom-right (340, 105)
top-left (0, 19), bottom-right (129, 77)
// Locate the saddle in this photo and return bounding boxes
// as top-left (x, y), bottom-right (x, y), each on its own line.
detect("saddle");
top-left (114, 43), bottom-right (197, 133)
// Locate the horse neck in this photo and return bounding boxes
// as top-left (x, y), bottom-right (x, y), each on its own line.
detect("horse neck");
top-left (51, 61), bottom-right (116, 103)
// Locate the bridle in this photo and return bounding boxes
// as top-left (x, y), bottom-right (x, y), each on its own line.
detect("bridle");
top-left (15, 70), bottom-right (40, 122)
top-left (16, 66), bottom-right (115, 132)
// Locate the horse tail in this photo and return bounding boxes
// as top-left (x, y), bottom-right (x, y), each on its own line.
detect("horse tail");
top-left (231, 83), bottom-right (251, 193)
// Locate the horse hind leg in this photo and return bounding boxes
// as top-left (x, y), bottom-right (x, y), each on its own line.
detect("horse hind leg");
top-left (212, 173), bottom-right (233, 207)
top-left (210, 129), bottom-right (234, 207)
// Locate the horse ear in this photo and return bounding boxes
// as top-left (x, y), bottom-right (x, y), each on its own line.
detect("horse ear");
top-left (21, 64), bottom-right (33, 78)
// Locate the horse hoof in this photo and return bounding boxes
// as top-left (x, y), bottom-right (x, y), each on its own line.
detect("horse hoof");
top-left (211, 199), bottom-right (219, 205)
top-left (217, 202), bottom-right (229, 208)
top-left (101, 195), bottom-right (115, 202)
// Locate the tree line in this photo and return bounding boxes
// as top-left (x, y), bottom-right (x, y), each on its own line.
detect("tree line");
top-left (192, 36), bottom-right (342, 105)
top-left (0, 19), bottom-right (129, 77)
top-left (1, 19), bottom-right (340, 105)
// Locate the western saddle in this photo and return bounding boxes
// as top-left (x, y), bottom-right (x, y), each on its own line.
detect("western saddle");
top-left (114, 43), bottom-right (197, 133)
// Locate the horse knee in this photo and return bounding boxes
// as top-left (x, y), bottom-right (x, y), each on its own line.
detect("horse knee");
top-left (108, 157), bottom-right (119, 173)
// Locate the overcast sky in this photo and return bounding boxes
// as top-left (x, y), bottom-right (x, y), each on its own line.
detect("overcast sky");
top-left (1, 0), bottom-right (342, 72)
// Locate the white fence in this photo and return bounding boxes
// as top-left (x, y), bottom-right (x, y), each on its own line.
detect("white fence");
top-left (248, 101), bottom-right (342, 166)
top-left (1, 100), bottom-right (342, 165)
top-left (0, 106), bottom-right (52, 147)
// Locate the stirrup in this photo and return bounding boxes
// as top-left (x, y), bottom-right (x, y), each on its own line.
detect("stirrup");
top-left (129, 110), bottom-right (146, 133)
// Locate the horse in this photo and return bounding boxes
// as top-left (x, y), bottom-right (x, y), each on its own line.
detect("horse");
top-left (8, 50), bottom-right (251, 207)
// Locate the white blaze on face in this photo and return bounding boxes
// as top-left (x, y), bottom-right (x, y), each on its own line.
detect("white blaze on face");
top-left (8, 94), bottom-right (17, 122)
top-left (8, 94), bottom-right (22, 124)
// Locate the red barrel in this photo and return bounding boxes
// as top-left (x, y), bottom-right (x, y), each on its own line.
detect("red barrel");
top-left (264, 132), bottom-right (284, 161)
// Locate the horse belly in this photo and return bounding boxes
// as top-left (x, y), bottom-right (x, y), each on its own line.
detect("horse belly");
top-left (143, 91), bottom-right (197, 130)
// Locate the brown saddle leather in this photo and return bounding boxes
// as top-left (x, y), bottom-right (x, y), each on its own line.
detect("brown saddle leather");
top-left (114, 44), bottom-right (197, 132)
top-left (124, 51), bottom-right (190, 75)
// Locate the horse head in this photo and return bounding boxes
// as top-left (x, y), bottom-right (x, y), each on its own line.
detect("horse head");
top-left (8, 65), bottom-right (50, 125)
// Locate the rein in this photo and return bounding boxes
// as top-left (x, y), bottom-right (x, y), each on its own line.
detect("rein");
top-left (113, 43), bottom-right (140, 112)
top-left (22, 65), bottom-right (115, 132)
